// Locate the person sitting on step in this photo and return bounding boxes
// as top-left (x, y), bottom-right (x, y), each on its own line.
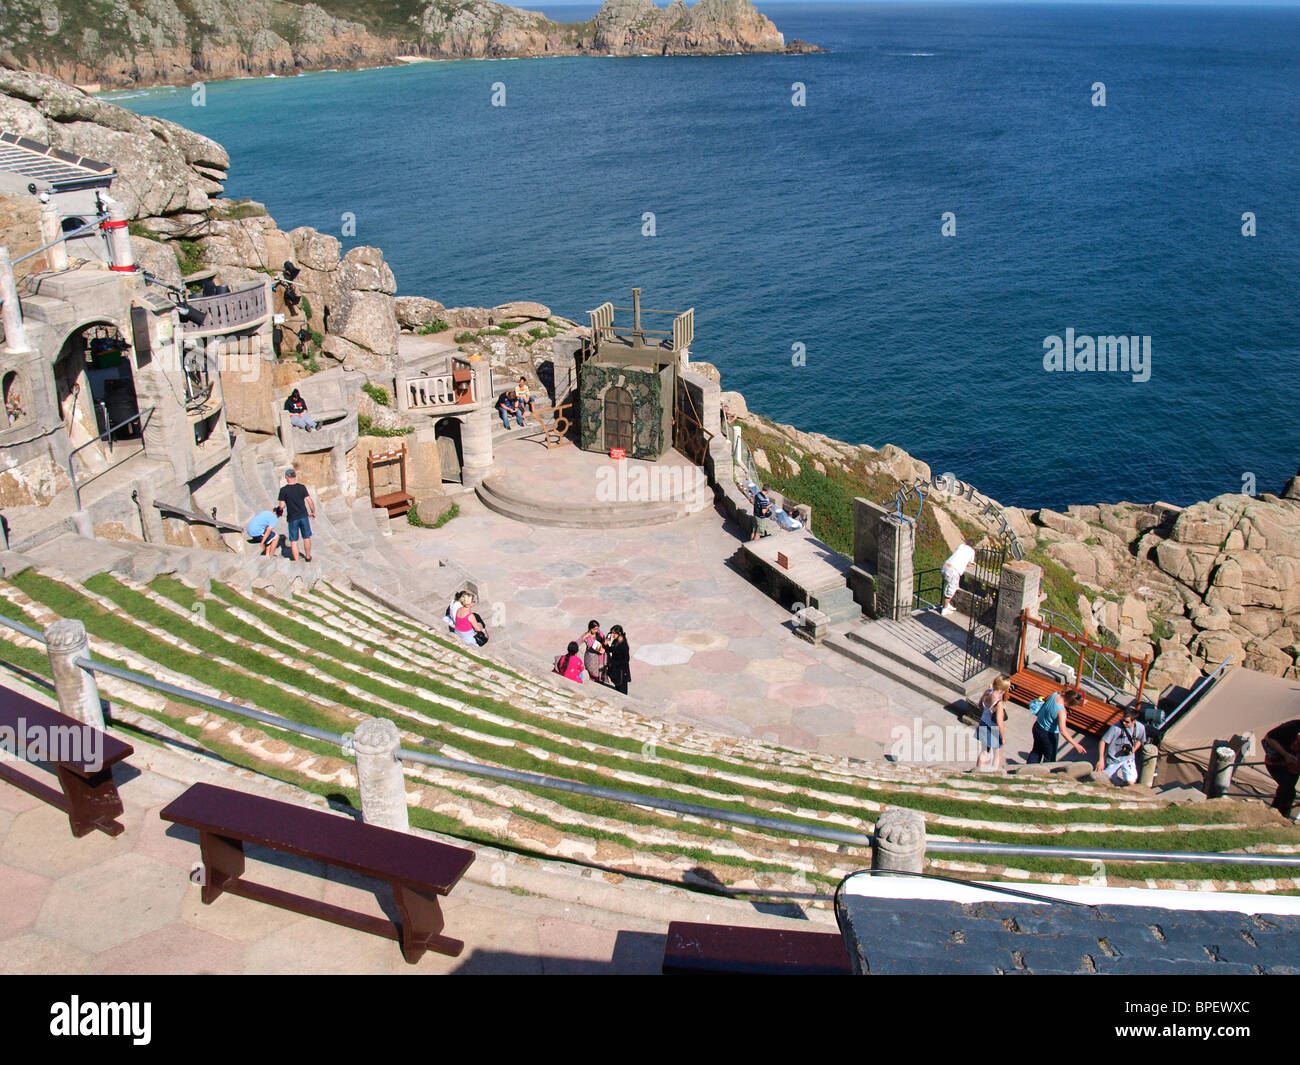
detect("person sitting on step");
top-left (554, 641), bottom-right (587, 683)
top-left (496, 390), bottom-right (525, 430)
top-left (284, 388), bottom-right (319, 432)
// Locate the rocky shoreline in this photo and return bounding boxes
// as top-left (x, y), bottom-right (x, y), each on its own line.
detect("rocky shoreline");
top-left (0, 0), bottom-right (821, 92)
top-left (2, 68), bottom-right (1296, 695)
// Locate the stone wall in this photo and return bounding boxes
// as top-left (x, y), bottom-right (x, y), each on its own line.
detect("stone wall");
top-left (0, 194), bottom-right (47, 280)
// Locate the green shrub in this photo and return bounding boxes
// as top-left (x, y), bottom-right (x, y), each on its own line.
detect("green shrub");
top-left (362, 383), bottom-right (391, 406)
top-left (175, 239), bottom-right (204, 275)
top-left (453, 331), bottom-right (479, 344)
top-left (417, 318), bottom-right (450, 335)
top-left (358, 414), bottom-right (412, 437)
top-left (408, 502), bottom-right (459, 528)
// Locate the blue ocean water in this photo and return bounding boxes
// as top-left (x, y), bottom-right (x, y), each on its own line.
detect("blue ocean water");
top-left (110, 3), bottom-right (1300, 509)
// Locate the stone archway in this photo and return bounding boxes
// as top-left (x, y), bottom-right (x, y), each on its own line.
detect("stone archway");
top-left (435, 417), bottom-right (463, 484)
top-left (54, 319), bottom-right (138, 450)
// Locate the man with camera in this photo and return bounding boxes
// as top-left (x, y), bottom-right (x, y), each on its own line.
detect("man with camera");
top-left (1097, 706), bottom-right (1146, 786)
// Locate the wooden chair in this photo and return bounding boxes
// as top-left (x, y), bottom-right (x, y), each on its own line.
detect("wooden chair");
top-left (161, 782), bottom-right (475, 963)
top-left (367, 442), bottom-right (414, 517)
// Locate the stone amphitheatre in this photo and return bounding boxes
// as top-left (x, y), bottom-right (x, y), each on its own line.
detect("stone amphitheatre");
top-left (0, 68), bottom-right (1297, 975)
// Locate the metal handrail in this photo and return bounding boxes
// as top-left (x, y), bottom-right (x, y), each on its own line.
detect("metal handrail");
top-left (1157, 656), bottom-right (1233, 730)
top-left (67, 405), bottom-right (153, 510)
top-left (0, 612), bottom-right (1296, 871)
top-left (10, 214), bottom-right (109, 267)
top-left (1038, 606), bottom-right (1132, 702)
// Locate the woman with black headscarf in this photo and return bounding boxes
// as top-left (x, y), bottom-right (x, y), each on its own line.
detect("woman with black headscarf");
top-left (604, 625), bottom-right (631, 695)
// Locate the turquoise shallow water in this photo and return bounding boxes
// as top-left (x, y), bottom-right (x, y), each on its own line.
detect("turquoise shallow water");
top-left (110, 2), bottom-right (1300, 509)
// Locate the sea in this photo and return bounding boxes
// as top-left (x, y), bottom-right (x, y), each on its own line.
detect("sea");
top-left (107, 2), bottom-right (1300, 511)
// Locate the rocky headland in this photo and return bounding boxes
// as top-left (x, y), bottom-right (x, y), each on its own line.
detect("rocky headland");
top-left (2, 69), bottom-right (1296, 697)
top-left (0, 0), bottom-right (820, 90)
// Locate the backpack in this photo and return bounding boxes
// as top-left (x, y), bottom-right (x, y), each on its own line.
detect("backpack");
top-left (1029, 694), bottom-right (1059, 731)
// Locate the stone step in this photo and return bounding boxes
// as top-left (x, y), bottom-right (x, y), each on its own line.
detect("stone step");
top-left (475, 479), bottom-right (689, 530)
top-left (823, 632), bottom-right (964, 710)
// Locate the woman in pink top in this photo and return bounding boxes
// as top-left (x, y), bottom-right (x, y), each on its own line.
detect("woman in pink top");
top-left (554, 641), bottom-right (587, 683)
top-left (454, 592), bottom-right (485, 648)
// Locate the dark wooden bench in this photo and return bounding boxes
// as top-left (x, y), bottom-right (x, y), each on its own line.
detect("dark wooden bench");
top-left (160, 782), bottom-right (475, 964)
top-left (1009, 669), bottom-right (1120, 737)
top-left (0, 686), bottom-right (134, 838)
top-left (663, 921), bottom-right (852, 975)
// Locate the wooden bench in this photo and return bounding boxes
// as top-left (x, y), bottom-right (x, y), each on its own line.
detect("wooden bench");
top-left (663, 921), bottom-right (852, 975)
top-left (160, 782), bottom-right (475, 964)
top-left (0, 687), bottom-right (134, 838)
top-left (1009, 669), bottom-right (1121, 737)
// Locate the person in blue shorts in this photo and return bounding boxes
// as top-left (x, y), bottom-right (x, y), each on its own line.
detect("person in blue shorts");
top-left (276, 468), bottom-right (315, 562)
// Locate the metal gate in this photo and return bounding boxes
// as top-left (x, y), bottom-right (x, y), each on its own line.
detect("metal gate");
top-left (961, 544), bottom-right (1007, 680)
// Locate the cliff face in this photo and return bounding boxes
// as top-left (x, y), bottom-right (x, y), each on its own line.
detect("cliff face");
top-left (0, 0), bottom-right (806, 89)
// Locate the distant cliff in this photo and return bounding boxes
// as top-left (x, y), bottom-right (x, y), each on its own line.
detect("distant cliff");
top-left (0, 0), bottom-right (819, 89)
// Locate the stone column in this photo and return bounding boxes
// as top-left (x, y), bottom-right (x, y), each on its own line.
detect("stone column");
top-left (871, 807), bottom-right (926, 873)
top-left (460, 407), bottom-right (493, 488)
top-left (329, 445), bottom-right (348, 499)
top-left (133, 477), bottom-right (165, 544)
top-left (853, 497), bottom-right (888, 570)
top-left (1138, 739), bottom-right (1159, 787)
top-left (45, 619), bottom-right (105, 730)
top-left (39, 201), bottom-right (69, 272)
top-left (103, 202), bottom-right (135, 272)
top-left (0, 247), bottom-right (29, 353)
top-left (875, 513), bottom-right (914, 621)
top-left (1205, 744), bottom-right (1237, 799)
top-left (372, 506), bottom-right (392, 538)
top-left (352, 716), bottom-right (409, 832)
top-left (992, 560), bottom-right (1043, 674)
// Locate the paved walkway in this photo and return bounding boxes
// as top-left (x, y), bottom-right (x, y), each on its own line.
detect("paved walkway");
top-left (0, 724), bottom-right (833, 975)
top-left (385, 461), bottom-right (958, 762)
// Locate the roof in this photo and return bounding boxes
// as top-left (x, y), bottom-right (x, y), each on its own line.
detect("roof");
top-left (1160, 665), bottom-right (1300, 798)
top-left (837, 890), bottom-right (1300, 974)
top-left (0, 131), bottom-right (115, 190)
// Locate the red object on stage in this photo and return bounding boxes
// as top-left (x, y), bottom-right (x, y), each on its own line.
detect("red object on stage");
top-left (610, 448), bottom-right (626, 460)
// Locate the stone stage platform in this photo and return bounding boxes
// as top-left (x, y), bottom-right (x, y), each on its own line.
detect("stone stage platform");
top-left (476, 434), bottom-right (711, 529)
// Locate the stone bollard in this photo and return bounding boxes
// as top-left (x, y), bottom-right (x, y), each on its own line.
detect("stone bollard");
top-left (1205, 744), bottom-right (1237, 799)
top-left (372, 506), bottom-right (392, 538)
top-left (1138, 739), bottom-right (1159, 787)
top-left (871, 806), bottom-right (926, 874)
top-left (45, 619), bottom-right (105, 730)
top-left (352, 716), bottom-right (409, 832)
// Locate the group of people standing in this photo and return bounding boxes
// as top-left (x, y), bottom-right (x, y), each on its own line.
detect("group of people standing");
top-left (555, 620), bottom-right (632, 694)
top-left (974, 676), bottom-right (1147, 785)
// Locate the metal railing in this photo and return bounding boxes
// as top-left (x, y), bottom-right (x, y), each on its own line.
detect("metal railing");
top-left (1037, 606), bottom-right (1137, 704)
top-left (67, 405), bottom-right (154, 510)
top-left (1, 612), bottom-right (1296, 873)
top-left (1157, 656), bottom-right (1233, 730)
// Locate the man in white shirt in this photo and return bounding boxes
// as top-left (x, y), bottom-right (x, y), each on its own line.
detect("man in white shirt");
top-left (940, 542), bottom-right (976, 616)
top-left (1097, 706), bottom-right (1146, 786)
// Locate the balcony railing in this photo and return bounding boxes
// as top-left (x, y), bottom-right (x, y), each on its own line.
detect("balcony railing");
top-left (182, 281), bottom-right (269, 336)
top-left (402, 360), bottom-right (476, 411)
